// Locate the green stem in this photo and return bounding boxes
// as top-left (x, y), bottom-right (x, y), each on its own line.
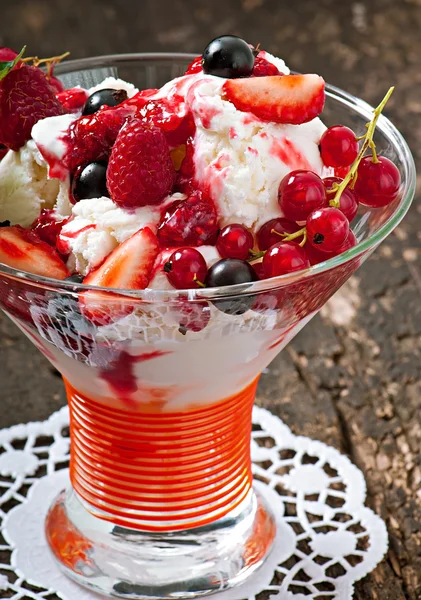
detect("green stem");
top-left (330, 86), bottom-right (394, 208)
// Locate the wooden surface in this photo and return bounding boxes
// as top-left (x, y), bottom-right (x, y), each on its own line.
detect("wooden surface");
top-left (0, 0), bottom-right (421, 597)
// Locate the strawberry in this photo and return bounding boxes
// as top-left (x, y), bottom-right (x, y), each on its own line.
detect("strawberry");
top-left (0, 64), bottom-right (65, 150)
top-left (0, 47), bottom-right (19, 62)
top-left (107, 119), bottom-right (176, 209)
top-left (56, 87), bottom-right (89, 113)
top-left (223, 74), bottom-right (325, 125)
top-left (80, 227), bottom-right (159, 325)
top-left (64, 104), bottom-right (134, 173)
top-left (0, 225), bottom-right (69, 279)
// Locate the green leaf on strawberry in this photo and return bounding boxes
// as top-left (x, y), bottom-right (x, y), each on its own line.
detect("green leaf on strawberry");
top-left (0, 46), bottom-right (26, 82)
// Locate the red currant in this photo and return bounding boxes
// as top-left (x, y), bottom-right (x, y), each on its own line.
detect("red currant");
top-left (172, 300), bottom-right (210, 333)
top-left (324, 176), bottom-right (359, 222)
top-left (306, 207), bottom-right (350, 253)
top-left (256, 217), bottom-right (303, 250)
top-left (305, 230), bottom-right (357, 265)
top-left (278, 170), bottom-right (326, 222)
top-left (320, 125), bottom-right (358, 168)
top-left (216, 223), bottom-right (254, 260)
top-left (164, 248), bottom-right (207, 289)
top-left (354, 155), bottom-right (401, 207)
top-left (262, 241), bottom-right (310, 278)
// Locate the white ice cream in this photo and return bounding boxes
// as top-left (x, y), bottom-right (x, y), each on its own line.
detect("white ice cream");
top-left (59, 196), bottom-right (170, 274)
top-left (0, 140), bottom-right (59, 227)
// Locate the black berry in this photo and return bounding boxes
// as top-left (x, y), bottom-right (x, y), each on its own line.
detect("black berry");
top-left (65, 274), bottom-right (84, 284)
top-left (205, 258), bottom-right (258, 315)
top-left (202, 36), bottom-right (255, 79)
top-left (72, 161), bottom-right (109, 201)
top-left (82, 88), bottom-right (128, 116)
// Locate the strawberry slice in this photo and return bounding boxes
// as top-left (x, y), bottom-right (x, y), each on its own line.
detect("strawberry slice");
top-left (222, 74), bottom-right (325, 125)
top-left (80, 227), bottom-right (159, 326)
top-left (0, 225), bottom-right (70, 279)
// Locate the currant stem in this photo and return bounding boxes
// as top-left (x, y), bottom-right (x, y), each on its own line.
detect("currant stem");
top-left (248, 249), bottom-right (265, 261)
top-left (330, 86), bottom-right (394, 208)
top-left (281, 226), bottom-right (306, 242)
top-left (22, 51), bottom-right (70, 70)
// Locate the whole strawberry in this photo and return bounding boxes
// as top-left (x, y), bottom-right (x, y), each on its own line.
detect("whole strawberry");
top-left (0, 63), bottom-right (64, 150)
top-left (107, 119), bottom-right (176, 208)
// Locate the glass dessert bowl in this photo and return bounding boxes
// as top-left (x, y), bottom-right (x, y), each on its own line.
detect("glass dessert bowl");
top-left (0, 50), bottom-right (415, 599)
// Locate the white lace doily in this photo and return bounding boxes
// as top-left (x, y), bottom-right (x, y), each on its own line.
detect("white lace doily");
top-left (0, 406), bottom-right (387, 600)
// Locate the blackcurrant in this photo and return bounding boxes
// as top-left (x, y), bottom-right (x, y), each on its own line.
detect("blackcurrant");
top-left (82, 88), bottom-right (128, 116)
top-left (202, 35), bottom-right (255, 79)
top-left (205, 258), bottom-right (258, 315)
top-left (65, 274), bottom-right (84, 284)
top-left (72, 162), bottom-right (109, 201)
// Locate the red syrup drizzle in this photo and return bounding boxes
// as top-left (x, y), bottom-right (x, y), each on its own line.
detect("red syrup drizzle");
top-left (99, 349), bottom-right (171, 408)
top-left (270, 137), bottom-right (313, 171)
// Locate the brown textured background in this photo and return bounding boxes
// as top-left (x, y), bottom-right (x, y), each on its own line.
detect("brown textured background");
top-left (1, 0), bottom-right (421, 597)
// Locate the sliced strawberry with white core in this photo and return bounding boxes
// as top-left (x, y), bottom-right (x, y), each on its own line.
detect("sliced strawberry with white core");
top-left (80, 227), bottom-right (159, 325)
top-left (0, 225), bottom-right (69, 279)
top-left (222, 74), bottom-right (325, 125)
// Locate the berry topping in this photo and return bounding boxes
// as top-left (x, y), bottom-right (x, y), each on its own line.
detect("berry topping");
top-left (223, 74), bottom-right (325, 125)
top-left (202, 35), bottom-right (255, 79)
top-left (31, 209), bottom-right (68, 247)
top-left (262, 241), bottom-right (309, 278)
top-left (354, 155), bottom-right (401, 207)
top-left (56, 87), bottom-right (89, 113)
top-left (80, 227), bottom-right (159, 325)
top-left (0, 144), bottom-right (8, 161)
top-left (65, 104), bottom-right (132, 172)
top-left (157, 191), bottom-right (218, 247)
top-left (278, 170), bottom-right (326, 221)
top-left (164, 247), bottom-right (207, 289)
top-left (136, 99), bottom-right (195, 148)
top-left (320, 125), bottom-right (358, 168)
top-left (72, 161), bottom-right (109, 201)
top-left (257, 218), bottom-right (303, 251)
top-left (252, 55), bottom-right (280, 77)
top-left (0, 64), bottom-right (64, 150)
top-left (0, 225), bottom-right (69, 279)
top-left (107, 120), bottom-right (176, 208)
top-left (306, 207), bottom-right (350, 252)
top-left (83, 88), bottom-right (129, 116)
top-left (216, 223), bottom-right (254, 260)
top-left (185, 56), bottom-right (203, 75)
top-left (205, 258), bottom-right (258, 315)
top-left (324, 176), bottom-right (359, 222)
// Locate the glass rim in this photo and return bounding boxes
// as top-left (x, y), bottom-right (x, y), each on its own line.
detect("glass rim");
top-left (0, 52), bottom-right (416, 300)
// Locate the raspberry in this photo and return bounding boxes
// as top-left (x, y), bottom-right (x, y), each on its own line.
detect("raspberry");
top-left (0, 64), bottom-right (64, 150)
top-left (252, 55), bottom-right (280, 77)
top-left (185, 56), bottom-right (203, 75)
top-left (64, 105), bottom-right (133, 173)
top-left (157, 191), bottom-right (218, 246)
top-left (107, 119), bottom-right (176, 208)
top-left (48, 74), bottom-right (64, 94)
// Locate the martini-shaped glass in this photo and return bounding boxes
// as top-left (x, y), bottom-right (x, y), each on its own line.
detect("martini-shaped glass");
top-left (0, 54), bottom-right (415, 599)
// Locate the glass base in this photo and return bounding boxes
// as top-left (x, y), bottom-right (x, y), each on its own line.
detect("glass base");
top-left (45, 486), bottom-right (276, 599)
